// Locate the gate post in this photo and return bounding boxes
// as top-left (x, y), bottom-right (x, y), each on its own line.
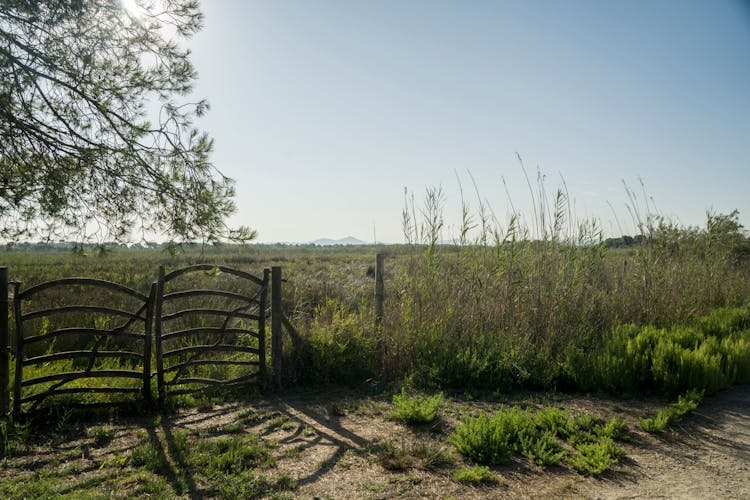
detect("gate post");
top-left (0, 267), bottom-right (9, 417)
top-left (12, 282), bottom-right (22, 420)
top-left (154, 266), bottom-right (166, 406)
top-left (259, 268), bottom-right (269, 385)
top-left (271, 266), bottom-right (282, 390)
top-left (143, 282), bottom-right (156, 405)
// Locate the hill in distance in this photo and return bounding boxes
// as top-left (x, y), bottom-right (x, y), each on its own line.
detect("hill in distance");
top-left (309, 236), bottom-right (368, 246)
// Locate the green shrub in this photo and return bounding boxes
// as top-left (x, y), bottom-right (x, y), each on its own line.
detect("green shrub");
top-left (720, 334), bottom-right (750, 384)
top-left (450, 407), bottom-right (541, 464)
top-left (639, 412), bottom-right (670, 432)
top-left (651, 334), bottom-right (726, 394)
top-left (534, 407), bottom-right (571, 438)
top-left (520, 431), bottom-right (566, 466)
top-left (449, 413), bottom-right (513, 465)
top-left (598, 436), bottom-right (626, 460)
top-left (305, 299), bottom-right (379, 385)
top-left (600, 417), bottom-right (630, 441)
top-left (391, 390), bottom-right (445, 425)
top-left (496, 407), bottom-right (538, 452)
top-left (568, 440), bottom-right (621, 476)
top-left (567, 430), bottom-right (599, 447)
top-left (569, 413), bottom-right (602, 434)
top-left (696, 307), bottom-right (750, 338)
top-left (452, 465), bottom-right (500, 484)
top-left (640, 389), bottom-right (704, 432)
top-left (567, 308), bottom-right (750, 396)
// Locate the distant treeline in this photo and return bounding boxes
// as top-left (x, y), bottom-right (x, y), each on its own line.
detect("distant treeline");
top-left (602, 235), bottom-right (646, 248)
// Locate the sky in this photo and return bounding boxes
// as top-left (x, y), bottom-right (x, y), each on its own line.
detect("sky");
top-left (182, 0), bottom-right (750, 243)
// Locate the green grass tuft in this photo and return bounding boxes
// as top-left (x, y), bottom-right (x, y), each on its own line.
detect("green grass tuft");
top-left (452, 465), bottom-right (501, 484)
top-left (391, 390), bottom-right (445, 425)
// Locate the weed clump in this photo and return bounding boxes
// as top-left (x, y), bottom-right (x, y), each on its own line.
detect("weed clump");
top-left (640, 389), bottom-right (703, 432)
top-left (449, 413), bottom-right (513, 465)
top-left (371, 439), bottom-right (455, 471)
top-left (520, 431), bottom-right (566, 466)
top-left (567, 438), bottom-right (623, 476)
top-left (452, 465), bottom-right (501, 484)
top-left (600, 417), bottom-right (630, 441)
top-left (193, 434), bottom-right (275, 475)
top-left (391, 390), bottom-right (445, 425)
top-left (534, 407), bottom-right (571, 438)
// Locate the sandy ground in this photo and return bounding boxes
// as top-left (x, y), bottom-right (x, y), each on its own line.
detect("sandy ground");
top-left (583, 385), bottom-right (750, 499)
top-left (1, 385), bottom-right (748, 499)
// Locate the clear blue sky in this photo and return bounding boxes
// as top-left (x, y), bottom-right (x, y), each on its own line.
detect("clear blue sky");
top-left (185, 0), bottom-right (750, 243)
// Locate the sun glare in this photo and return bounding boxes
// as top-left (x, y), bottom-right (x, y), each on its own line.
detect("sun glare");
top-left (120, 0), bottom-right (143, 16)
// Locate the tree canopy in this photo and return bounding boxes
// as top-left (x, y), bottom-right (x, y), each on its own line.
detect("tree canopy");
top-left (0, 0), bottom-right (252, 243)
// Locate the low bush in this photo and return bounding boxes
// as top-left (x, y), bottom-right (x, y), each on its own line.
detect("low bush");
top-left (600, 417), bottom-right (630, 441)
top-left (303, 299), bottom-right (380, 385)
top-left (567, 306), bottom-right (750, 396)
top-left (495, 407), bottom-right (538, 453)
top-left (640, 389), bottom-right (704, 432)
top-left (567, 438), bottom-right (623, 476)
top-left (520, 431), bottom-right (566, 466)
top-left (449, 413), bottom-right (513, 465)
top-left (391, 390), bottom-right (445, 425)
top-left (534, 407), bottom-right (571, 438)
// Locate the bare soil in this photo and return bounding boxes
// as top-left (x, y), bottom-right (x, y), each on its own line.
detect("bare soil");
top-left (1, 385), bottom-right (748, 499)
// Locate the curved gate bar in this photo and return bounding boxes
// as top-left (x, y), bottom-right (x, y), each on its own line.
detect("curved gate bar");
top-left (22, 305), bottom-right (146, 322)
top-left (24, 327), bottom-right (145, 345)
top-left (163, 264), bottom-right (265, 287)
top-left (18, 278), bottom-right (148, 301)
top-left (162, 289), bottom-right (256, 303)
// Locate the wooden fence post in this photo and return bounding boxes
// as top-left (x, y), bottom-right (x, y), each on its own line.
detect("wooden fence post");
top-left (12, 282), bottom-right (22, 420)
top-left (143, 282), bottom-right (156, 405)
top-left (259, 268), bottom-right (269, 386)
top-left (155, 267), bottom-right (166, 406)
top-left (375, 254), bottom-right (385, 330)
top-left (271, 266), bottom-right (282, 390)
top-left (0, 267), bottom-right (8, 418)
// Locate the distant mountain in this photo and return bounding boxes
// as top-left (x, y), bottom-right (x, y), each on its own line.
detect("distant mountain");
top-left (310, 236), bottom-right (368, 246)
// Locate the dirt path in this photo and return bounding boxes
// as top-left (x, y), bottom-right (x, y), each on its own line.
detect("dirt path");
top-left (263, 385), bottom-right (750, 499)
top-left (1, 385), bottom-right (748, 498)
top-left (583, 385), bottom-right (750, 499)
